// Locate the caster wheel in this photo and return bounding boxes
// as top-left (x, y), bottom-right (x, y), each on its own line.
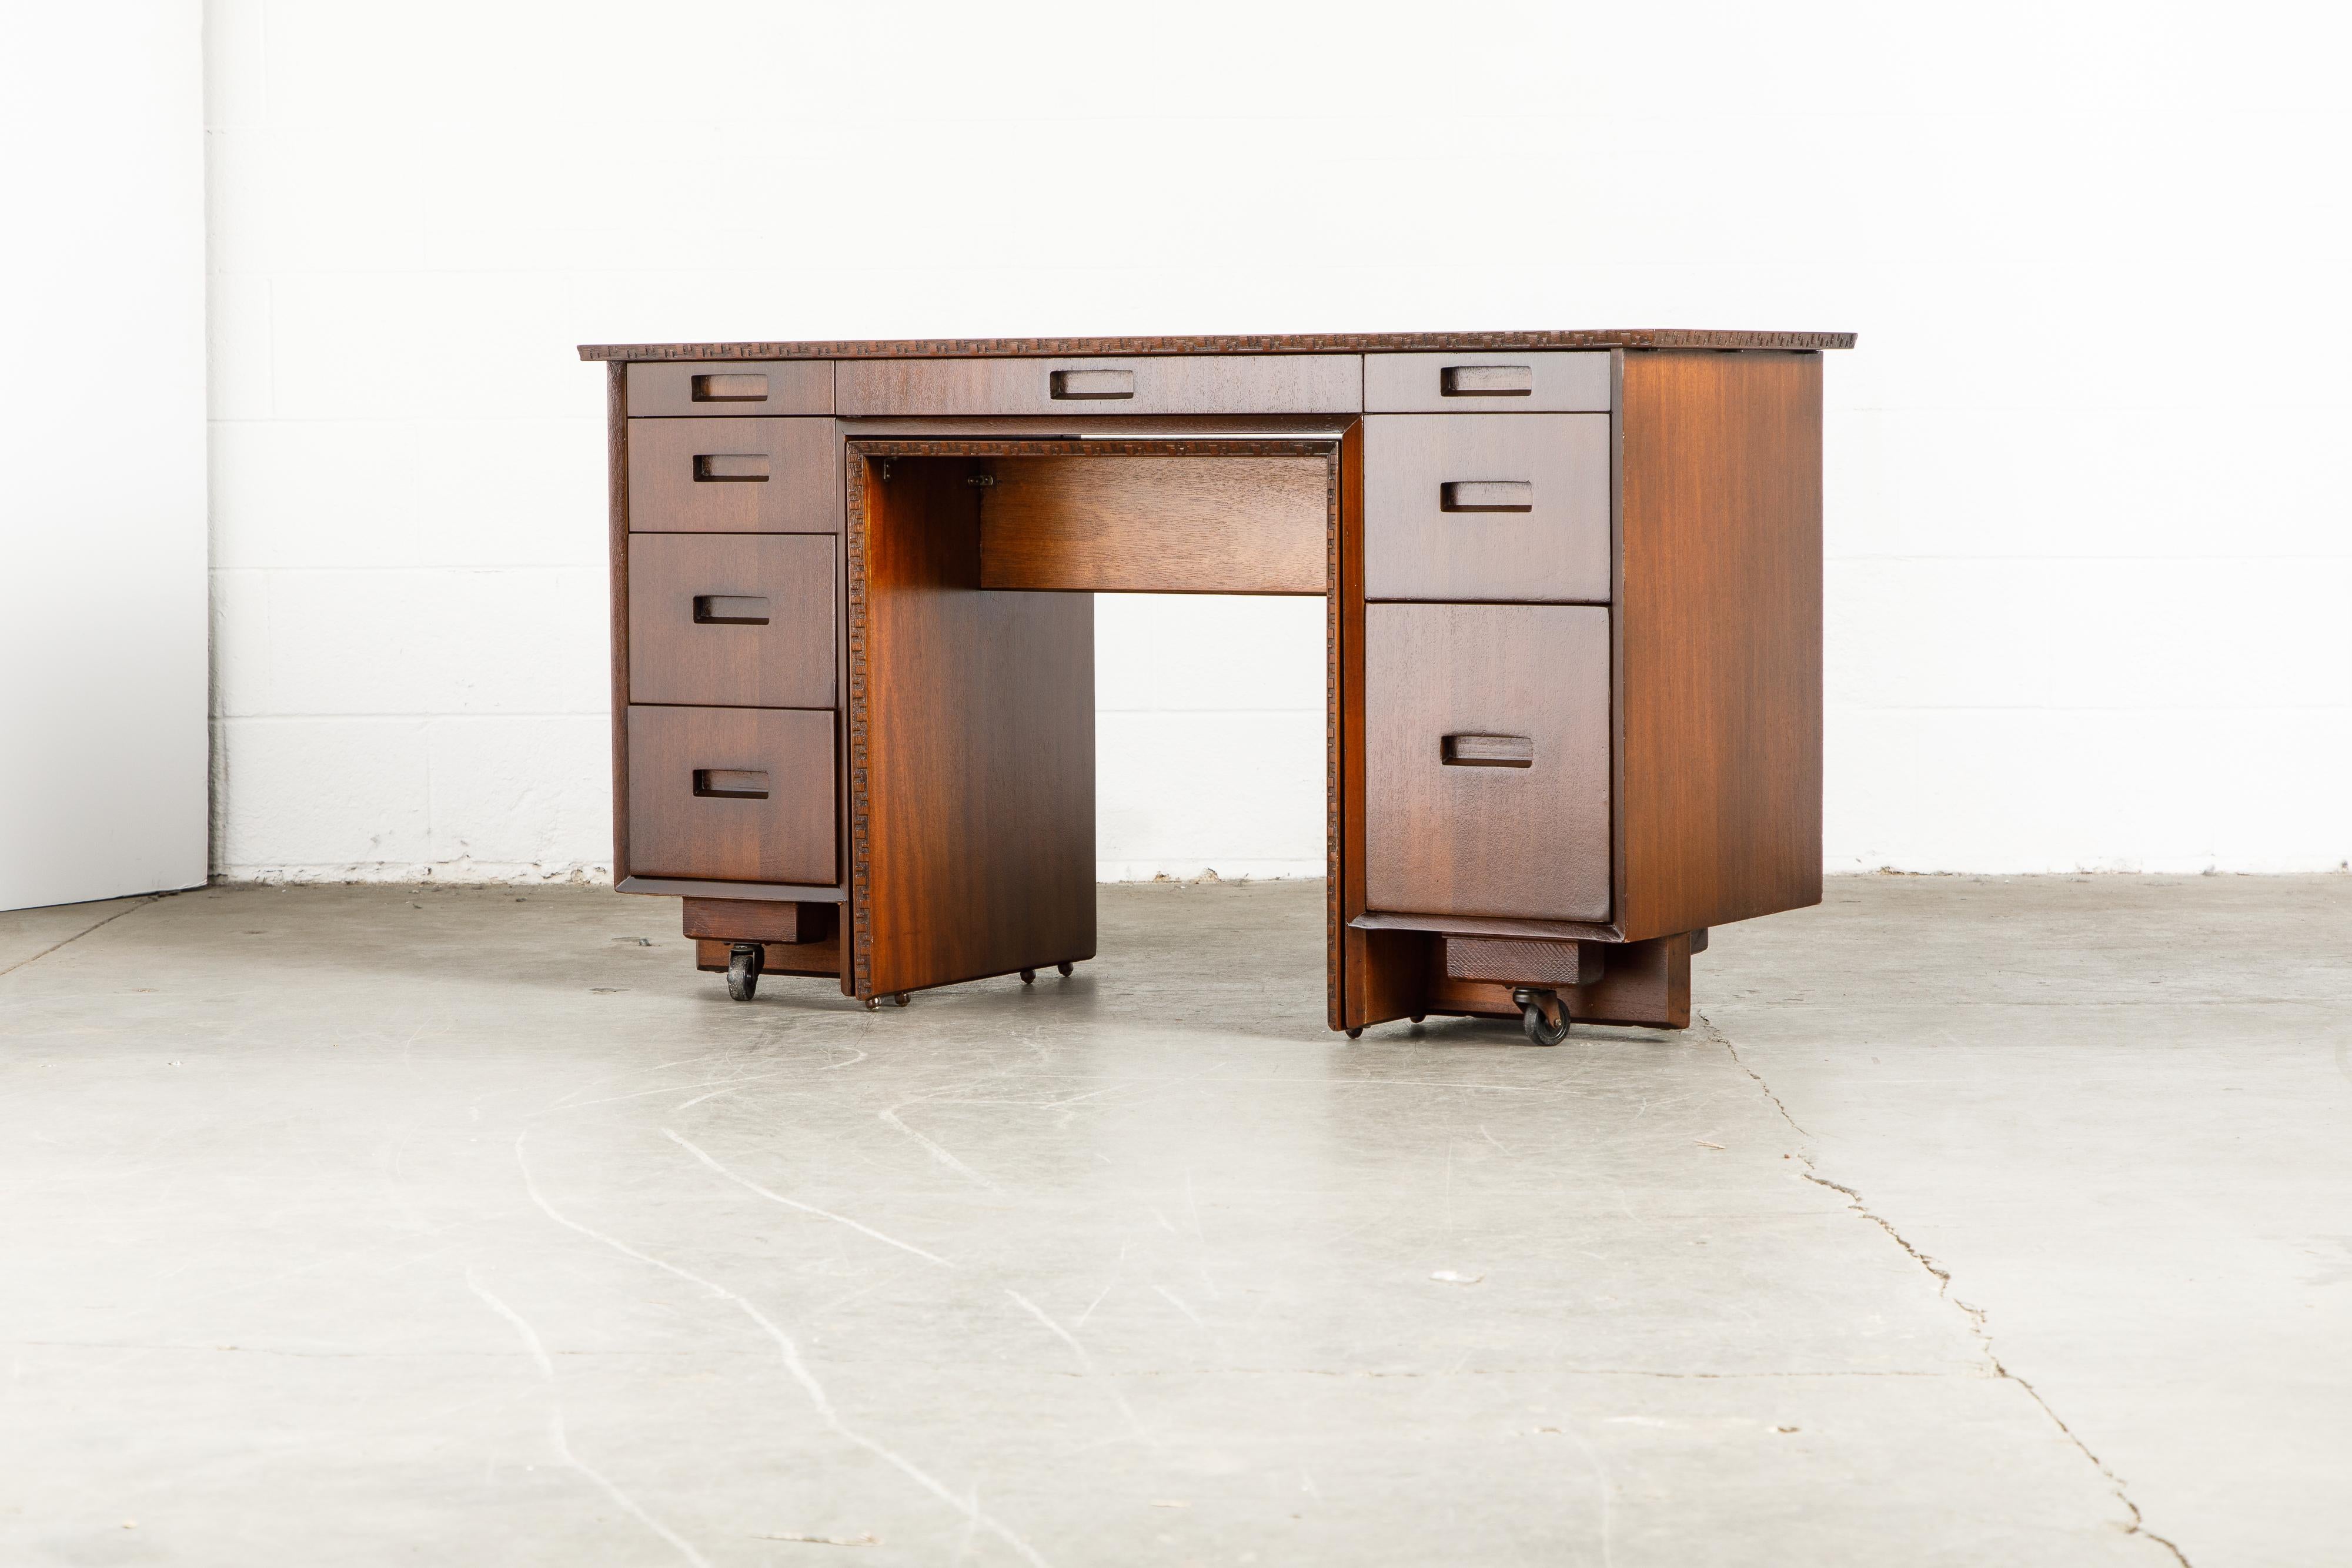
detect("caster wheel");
top-left (1020, 968), bottom-right (1036, 984)
top-left (893, 992), bottom-right (911, 1007)
top-left (725, 943), bottom-right (763, 1002)
top-left (1057, 961), bottom-right (1074, 977)
top-left (1345, 1027), bottom-right (1363, 1039)
top-left (1513, 987), bottom-right (1571, 1047)
top-left (861, 997), bottom-right (879, 1011)
top-left (1409, 1013), bottom-right (1426, 1024)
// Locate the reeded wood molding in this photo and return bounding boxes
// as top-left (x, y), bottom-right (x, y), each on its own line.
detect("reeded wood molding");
top-left (844, 437), bottom-right (1340, 999)
top-left (582, 329), bottom-right (1855, 362)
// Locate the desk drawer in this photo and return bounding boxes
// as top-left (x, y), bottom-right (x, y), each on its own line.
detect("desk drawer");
top-left (1365, 351), bottom-right (1611, 413)
top-left (627, 706), bottom-right (836, 885)
top-left (1365, 604), bottom-right (1611, 922)
top-left (1364, 414), bottom-right (1609, 603)
top-left (835, 355), bottom-right (1361, 416)
top-left (628, 418), bottom-right (839, 533)
top-left (627, 360), bottom-right (832, 417)
top-left (628, 534), bottom-right (837, 709)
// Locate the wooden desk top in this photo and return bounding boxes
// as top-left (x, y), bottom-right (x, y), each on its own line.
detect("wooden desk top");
top-left (578, 329), bottom-right (1855, 362)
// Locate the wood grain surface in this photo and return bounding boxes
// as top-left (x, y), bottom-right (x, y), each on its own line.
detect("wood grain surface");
top-left (978, 454), bottom-right (1328, 594)
top-left (1364, 603), bottom-right (1612, 922)
top-left (626, 359), bottom-right (833, 416)
top-left (846, 448), bottom-right (1097, 999)
top-left (1615, 350), bottom-right (1823, 941)
top-left (836, 356), bottom-right (1362, 417)
top-left (625, 706), bottom-right (837, 885)
top-left (627, 533), bottom-right (837, 708)
top-left (1363, 414), bottom-right (1611, 603)
top-left (582, 330), bottom-right (1856, 361)
top-left (627, 417), bottom-right (839, 533)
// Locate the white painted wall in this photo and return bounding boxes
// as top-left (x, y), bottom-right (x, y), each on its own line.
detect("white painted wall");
top-left (205, 1), bottom-right (2352, 882)
top-left (0, 2), bottom-right (209, 911)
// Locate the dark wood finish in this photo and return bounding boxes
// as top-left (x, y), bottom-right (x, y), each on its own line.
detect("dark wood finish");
top-left (582, 330), bottom-right (1856, 362)
top-left (626, 360), bottom-right (832, 416)
top-left (682, 898), bottom-right (834, 943)
top-left (1351, 910), bottom-right (1616, 942)
top-left (1364, 414), bottom-right (1610, 603)
top-left (607, 362), bottom-right (632, 884)
top-left (846, 446), bottom-right (1097, 999)
top-left (1364, 604), bottom-right (1611, 922)
top-left (1364, 352), bottom-right (1611, 413)
top-left (627, 417), bottom-right (838, 533)
top-left (836, 356), bottom-right (1362, 417)
top-left (1615, 350), bottom-right (1823, 941)
top-left (1424, 932), bottom-right (1689, 1029)
top-left (618, 875), bottom-right (843, 902)
top-left (627, 534), bottom-right (836, 708)
top-left (1445, 935), bottom-right (1603, 987)
top-left (978, 454), bottom-right (1327, 594)
top-left (626, 706), bottom-right (836, 885)
top-left (694, 935), bottom-right (841, 978)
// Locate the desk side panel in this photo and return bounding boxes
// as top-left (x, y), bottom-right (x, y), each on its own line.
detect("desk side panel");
top-left (848, 455), bottom-right (1096, 998)
top-left (1616, 351), bottom-right (1823, 941)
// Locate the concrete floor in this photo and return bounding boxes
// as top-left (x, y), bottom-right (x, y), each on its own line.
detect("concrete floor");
top-left (1, 878), bottom-right (2344, 1566)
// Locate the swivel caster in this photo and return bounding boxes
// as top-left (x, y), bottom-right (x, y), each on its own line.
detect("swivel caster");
top-left (1057, 961), bottom-right (1074, 977)
top-left (893, 992), bottom-right (911, 1007)
top-left (1512, 987), bottom-right (1571, 1047)
top-left (724, 942), bottom-right (763, 1002)
top-left (1020, 968), bottom-right (1036, 984)
top-left (1345, 1027), bottom-right (1363, 1039)
top-left (861, 997), bottom-right (878, 1011)
top-left (1409, 1013), bottom-right (1426, 1024)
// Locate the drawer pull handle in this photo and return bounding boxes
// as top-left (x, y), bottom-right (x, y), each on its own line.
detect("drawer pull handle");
top-left (1441, 480), bottom-right (1534, 513)
top-left (1050, 367), bottom-right (1135, 400)
top-left (1439, 364), bottom-right (1534, 397)
top-left (693, 768), bottom-right (770, 800)
top-left (693, 453), bottom-right (770, 483)
top-left (693, 594), bottom-right (770, 626)
top-left (690, 372), bottom-right (770, 403)
top-left (1442, 734), bottom-right (1535, 768)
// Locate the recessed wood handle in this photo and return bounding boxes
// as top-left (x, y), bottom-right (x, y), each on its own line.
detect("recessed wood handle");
top-left (1440, 480), bottom-right (1534, 512)
top-left (1439, 364), bottom-right (1534, 396)
top-left (693, 594), bottom-right (770, 625)
top-left (1050, 367), bottom-right (1135, 400)
top-left (693, 768), bottom-right (769, 800)
top-left (691, 372), bottom-right (770, 403)
top-left (693, 454), bottom-right (770, 482)
top-left (1442, 734), bottom-right (1534, 767)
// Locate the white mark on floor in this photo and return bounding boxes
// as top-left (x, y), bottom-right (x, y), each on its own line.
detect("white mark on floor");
top-left (662, 1128), bottom-right (954, 1269)
top-left (514, 1132), bottom-right (1050, 1568)
top-left (1004, 1289), bottom-right (1093, 1372)
top-left (1150, 1283), bottom-right (1208, 1332)
top-left (1075, 1246), bottom-right (1128, 1327)
top-left (466, 1268), bottom-right (711, 1568)
top-left (878, 1095), bottom-right (1002, 1192)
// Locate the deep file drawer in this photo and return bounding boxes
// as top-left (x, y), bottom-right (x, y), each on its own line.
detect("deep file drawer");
top-left (1363, 414), bottom-right (1610, 603)
top-left (627, 418), bottom-right (839, 533)
top-left (627, 360), bottom-right (833, 416)
top-left (1364, 351), bottom-right (1611, 413)
top-left (835, 355), bottom-right (1362, 416)
top-left (627, 706), bottom-right (837, 885)
top-left (627, 534), bottom-right (837, 709)
top-left (1364, 603), bottom-right (1611, 922)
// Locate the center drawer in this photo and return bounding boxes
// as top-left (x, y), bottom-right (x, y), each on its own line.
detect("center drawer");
top-left (627, 706), bottom-right (837, 885)
top-left (1364, 603), bottom-right (1611, 922)
top-left (835, 355), bottom-right (1362, 416)
top-left (1363, 414), bottom-right (1609, 603)
top-left (628, 534), bottom-right (836, 709)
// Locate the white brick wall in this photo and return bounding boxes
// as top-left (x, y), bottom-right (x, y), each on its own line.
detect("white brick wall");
top-left (205, 2), bottom-right (2352, 882)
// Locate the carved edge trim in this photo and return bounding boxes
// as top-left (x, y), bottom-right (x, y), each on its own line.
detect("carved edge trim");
top-left (1326, 436), bottom-right (1341, 1032)
top-left (581, 330), bottom-right (1856, 362)
top-left (842, 436), bottom-right (1342, 1001)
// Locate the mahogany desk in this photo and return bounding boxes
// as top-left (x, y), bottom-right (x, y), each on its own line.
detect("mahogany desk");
top-left (579, 331), bottom-right (1853, 1042)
